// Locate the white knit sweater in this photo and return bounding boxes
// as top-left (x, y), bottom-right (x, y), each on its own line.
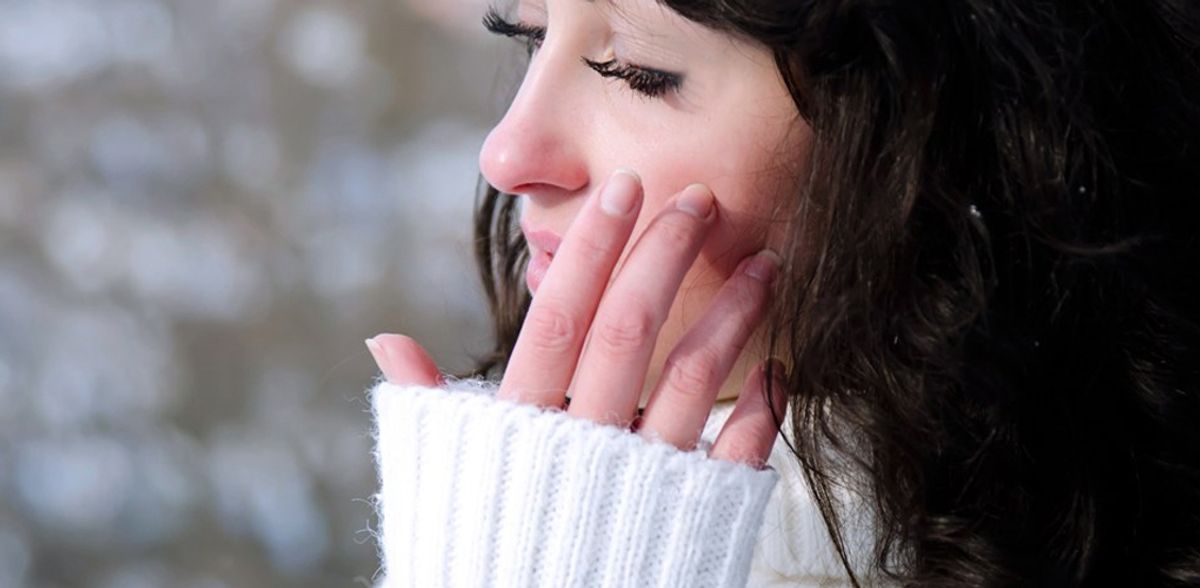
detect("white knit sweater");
top-left (370, 380), bottom-right (870, 587)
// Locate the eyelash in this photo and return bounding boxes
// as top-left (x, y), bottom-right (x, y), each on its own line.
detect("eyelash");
top-left (482, 8), bottom-right (545, 55)
top-left (581, 58), bottom-right (682, 99)
top-left (481, 8), bottom-right (684, 100)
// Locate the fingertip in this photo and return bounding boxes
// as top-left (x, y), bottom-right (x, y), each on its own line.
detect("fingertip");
top-left (675, 183), bottom-right (715, 220)
top-left (371, 332), bottom-right (417, 351)
top-left (612, 166), bottom-right (642, 184)
top-left (600, 168), bottom-right (644, 217)
top-left (365, 336), bottom-right (387, 373)
top-left (365, 336), bottom-right (385, 357)
top-left (367, 333), bottom-right (444, 387)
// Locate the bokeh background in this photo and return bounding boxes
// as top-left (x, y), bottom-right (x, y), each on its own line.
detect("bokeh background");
top-left (0, 0), bottom-right (521, 585)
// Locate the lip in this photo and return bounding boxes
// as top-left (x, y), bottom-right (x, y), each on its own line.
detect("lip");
top-left (521, 224), bottom-right (563, 257)
top-left (521, 224), bottom-right (562, 294)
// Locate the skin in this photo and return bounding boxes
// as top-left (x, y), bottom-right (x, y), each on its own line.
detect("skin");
top-left (368, 0), bottom-right (811, 466)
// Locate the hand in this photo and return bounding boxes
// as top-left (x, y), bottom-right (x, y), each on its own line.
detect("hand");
top-left (368, 169), bottom-right (787, 468)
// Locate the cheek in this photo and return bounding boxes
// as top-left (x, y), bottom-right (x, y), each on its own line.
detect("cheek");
top-left (633, 137), bottom-right (804, 283)
top-left (591, 105), bottom-right (809, 296)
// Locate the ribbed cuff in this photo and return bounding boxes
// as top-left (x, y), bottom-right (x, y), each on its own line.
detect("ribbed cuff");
top-left (371, 380), bottom-right (778, 588)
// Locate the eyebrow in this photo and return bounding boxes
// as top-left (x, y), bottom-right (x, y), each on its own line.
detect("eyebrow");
top-left (587, 0), bottom-right (674, 38)
top-left (523, 0), bottom-right (690, 45)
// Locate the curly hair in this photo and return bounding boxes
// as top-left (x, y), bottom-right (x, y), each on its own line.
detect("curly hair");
top-left (472, 1), bottom-right (1200, 584)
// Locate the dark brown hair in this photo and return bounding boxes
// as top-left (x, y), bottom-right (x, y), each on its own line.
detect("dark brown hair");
top-left (473, 1), bottom-right (1200, 584)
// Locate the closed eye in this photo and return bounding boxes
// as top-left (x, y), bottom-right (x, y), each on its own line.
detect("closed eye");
top-left (482, 7), bottom-right (545, 56)
top-left (582, 58), bottom-right (683, 99)
top-left (482, 6), bottom-right (685, 101)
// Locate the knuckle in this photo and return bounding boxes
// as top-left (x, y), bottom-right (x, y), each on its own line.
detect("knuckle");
top-left (708, 277), bottom-right (768, 341)
top-left (661, 348), bottom-right (722, 398)
top-left (718, 427), bottom-right (772, 466)
top-left (594, 308), bottom-right (657, 355)
top-left (743, 418), bottom-right (780, 448)
top-left (524, 304), bottom-right (583, 353)
top-left (720, 429), bottom-right (757, 456)
top-left (573, 231), bottom-right (613, 264)
top-left (653, 217), bottom-right (696, 251)
top-left (728, 277), bottom-right (765, 313)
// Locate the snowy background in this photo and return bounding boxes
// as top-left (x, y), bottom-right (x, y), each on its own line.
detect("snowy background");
top-left (0, 0), bottom-right (518, 585)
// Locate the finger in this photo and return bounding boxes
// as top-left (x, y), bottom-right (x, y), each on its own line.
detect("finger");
top-left (567, 184), bottom-right (717, 426)
top-left (366, 334), bottom-right (444, 387)
top-left (498, 169), bottom-right (644, 406)
top-left (709, 359), bottom-right (789, 468)
top-left (636, 250), bottom-right (780, 449)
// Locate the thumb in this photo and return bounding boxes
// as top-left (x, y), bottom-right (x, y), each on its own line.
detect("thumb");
top-left (366, 333), bottom-right (444, 387)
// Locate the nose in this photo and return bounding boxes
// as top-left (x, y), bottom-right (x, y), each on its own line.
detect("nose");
top-left (478, 50), bottom-right (589, 197)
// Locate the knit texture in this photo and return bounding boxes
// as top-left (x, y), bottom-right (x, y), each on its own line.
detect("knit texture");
top-left (371, 379), bottom-right (779, 588)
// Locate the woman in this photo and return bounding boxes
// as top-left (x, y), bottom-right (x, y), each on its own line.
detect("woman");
top-left (368, 0), bottom-right (1200, 585)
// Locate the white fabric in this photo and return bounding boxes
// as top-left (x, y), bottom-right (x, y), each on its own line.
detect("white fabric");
top-left (370, 379), bottom-right (870, 587)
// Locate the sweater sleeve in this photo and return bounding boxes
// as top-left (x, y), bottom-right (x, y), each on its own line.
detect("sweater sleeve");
top-left (370, 379), bottom-right (779, 588)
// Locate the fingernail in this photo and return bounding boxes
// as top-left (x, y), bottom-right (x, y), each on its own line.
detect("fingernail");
top-left (600, 168), bottom-right (641, 217)
top-left (367, 337), bottom-right (402, 382)
top-left (744, 249), bottom-right (782, 283)
top-left (675, 184), bottom-right (714, 219)
top-left (366, 337), bottom-right (387, 367)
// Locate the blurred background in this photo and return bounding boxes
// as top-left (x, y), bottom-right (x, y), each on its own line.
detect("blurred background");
top-left (0, 0), bottom-right (521, 585)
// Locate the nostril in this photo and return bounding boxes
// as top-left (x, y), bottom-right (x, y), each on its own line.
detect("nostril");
top-left (507, 183), bottom-right (550, 196)
top-left (506, 183), bottom-right (535, 196)
top-left (505, 182), bottom-right (591, 202)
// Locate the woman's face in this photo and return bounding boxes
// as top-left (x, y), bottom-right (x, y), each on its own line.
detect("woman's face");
top-left (479, 0), bottom-right (811, 401)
